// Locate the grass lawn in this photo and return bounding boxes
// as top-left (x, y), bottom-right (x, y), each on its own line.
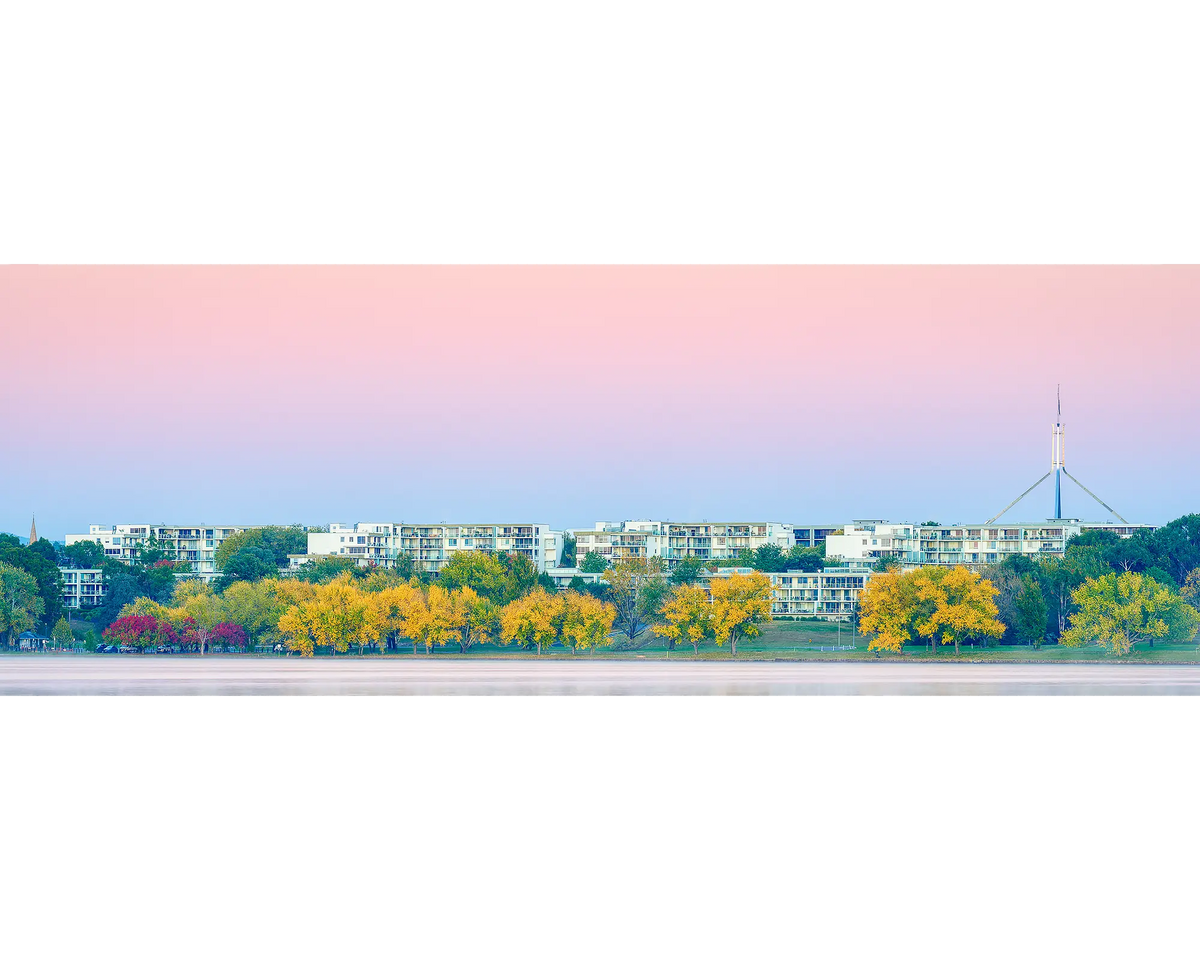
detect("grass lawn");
top-left (366, 619), bottom-right (1200, 663)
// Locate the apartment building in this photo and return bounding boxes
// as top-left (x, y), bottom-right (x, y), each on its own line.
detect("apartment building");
top-left (543, 567), bottom-right (604, 591)
top-left (825, 519), bottom-right (1155, 570)
top-left (64, 524), bottom-right (249, 580)
top-left (571, 521), bottom-right (669, 566)
top-left (791, 525), bottom-right (841, 550)
top-left (571, 520), bottom-right (796, 567)
top-left (306, 522), bottom-right (558, 574)
top-left (707, 563), bottom-right (874, 621)
top-left (59, 568), bottom-right (106, 609)
top-left (666, 522), bottom-right (794, 564)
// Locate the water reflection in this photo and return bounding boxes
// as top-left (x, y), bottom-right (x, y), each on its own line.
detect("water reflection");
top-left (5, 657), bottom-right (1200, 696)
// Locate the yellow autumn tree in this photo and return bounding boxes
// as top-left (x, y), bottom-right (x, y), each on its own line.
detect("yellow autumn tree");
top-left (1181, 568), bottom-right (1200, 612)
top-left (653, 584), bottom-right (714, 654)
top-left (446, 586), bottom-right (501, 653)
top-left (119, 595), bottom-right (175, 622)
top-left (405, 583), bottom-right (462, 654)
top-left (857, 570), bottom-right (921, 654)
top-left (278, 603), bottom-right (317, 657)
top-left (278, 575), bottom-right (379, 656)
top-left (561, 592), bottom-right (617, 655)
top-left (709, 572), bottom-right (773, 657)
top-left (500, 587), bottom-right (566, 655)
top-left (1061, 571), bottom-right (1200, 656)
top-left (857, 566), bottom-right (1003, 656)
top-left (368, 583), bottom-right (427, 653)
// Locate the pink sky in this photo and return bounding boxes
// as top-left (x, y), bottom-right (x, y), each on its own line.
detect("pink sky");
top-left (1, 266), bottom-right (1196, 539)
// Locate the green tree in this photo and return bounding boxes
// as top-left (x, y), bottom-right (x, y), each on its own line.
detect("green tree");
top-left (753, 543), bottom-right (787, 572)
top-left (215, 549), bottom-right (277, 589)
top-left (135, 537), bottom-right (175, 565)
top-left (215, 526), bottom-right (308, 570)
top-left (498, 552), bottom-right (539, 603)
top-left (1013, 575), bottom-right (1048, 647)
top-left (560, 534), bottom-right (577, 567)
top-left (579, 551), bottom-right (609, 574)
top-left (63, 540), bottom-right (106, 569)
top-left (0, 561), bottom-right (46, 647)
top-left (438, 551), bottom-right (509, 600)
top-left (293, 556), bottom-right (361, 584)
top-left (1146, 514), bottom-right (1200, 585)
top-left (0, 543), bottom-right (64, 628)
top-left (1039, 547), bottom-right (1111, 638)
top-left (784, 547), bottom-right (825, 572)
top-left (872, 555), bottom-right (901, 573)
top-left (602, 557), bottom-right (666, 645)
top-left (29, 538), bottom-right (59, 566)
top-left (1061, 571), bottom-right (1200, 656)
top-left (51, 616), bottom-right (74, 648)
top-left (670, 556), bottom-right (706, 586)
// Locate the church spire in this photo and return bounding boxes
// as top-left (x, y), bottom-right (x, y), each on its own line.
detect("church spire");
top-left (29, 515), bottom-right (37, 545)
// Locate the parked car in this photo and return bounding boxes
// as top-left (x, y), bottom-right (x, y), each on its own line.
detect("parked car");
top-left (117, 644), bottom-right (135, 654)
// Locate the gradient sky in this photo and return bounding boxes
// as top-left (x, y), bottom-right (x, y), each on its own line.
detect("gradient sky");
top-left (1, 266), bottom-right (1196, 541)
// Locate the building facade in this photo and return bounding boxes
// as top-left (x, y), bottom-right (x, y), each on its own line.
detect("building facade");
top-left (825, 519), bottom-right (1155, 570)
top-left (666, 522), bottom-right (794, 563)
top-left (791, 525), bottom-right (840, 550)
top-left (706, 563), bottom-right (874, 621)
top-left (571, 521), bottom-right (669, 566)
top-left (65, 524), bottom-right (250, 580)
top-left (543, 567), bottom-right (605, 591)
top-left (59, 567), bottom-right (106, 609)
top-left (306, 522), bottom-right (559, 574)
top-left (573, 520), bottom-right (795, 567)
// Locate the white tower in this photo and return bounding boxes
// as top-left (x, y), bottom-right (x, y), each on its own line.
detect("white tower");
top-left (1051, 386), bottom-right (1065, 519)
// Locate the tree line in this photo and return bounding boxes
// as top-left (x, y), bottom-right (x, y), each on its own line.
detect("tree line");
top-left (858, 516), bottom-right (1200, 656)
top-left (94, 550), bottom-right (773, 657)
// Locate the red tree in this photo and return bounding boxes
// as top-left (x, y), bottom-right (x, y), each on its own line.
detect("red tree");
top-left (211, 622), bottom-right (247, 650)
top-left (103, 615), bottom-right (179, 651)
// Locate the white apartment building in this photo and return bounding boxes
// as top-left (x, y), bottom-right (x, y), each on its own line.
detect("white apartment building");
top-left (666, 521), bottom-right (794, 564)
top-left (306, 522), bottom-right (558, 574)
top-left (543, 567), bottom-right (605, 591)
top-left (825, 519), bottom-right (1155, 570)
top-left (59, 568), bottom-right (106, 609)
top-left (571, 521), bottom-right (669, 566)
top-left (707, 563), bottom-right (875, 621)
top-left (65, 524), bottom-right (250, 580)
top-left (571, 520), bottom-right (796, 567)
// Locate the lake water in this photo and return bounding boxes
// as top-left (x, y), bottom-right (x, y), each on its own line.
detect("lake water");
top-left (4, 656), bottom-right (1200, 694)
